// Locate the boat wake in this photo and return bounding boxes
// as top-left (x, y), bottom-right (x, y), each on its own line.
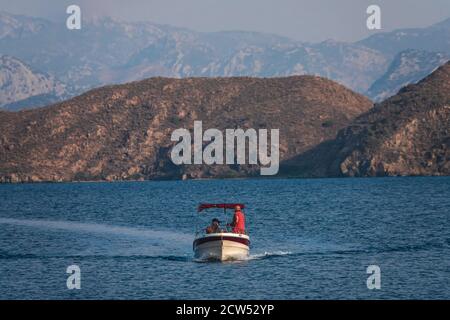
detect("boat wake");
top-left (191, 251), bottom-right (294, 263)
top-left (247, 250), bottom-right (293, 261)
top-left (0, 217), bottom-right (193, 259)
top-left (0, 217), bottom-right (192, 242)
top-left (3, 218), bottom-right (412, 263)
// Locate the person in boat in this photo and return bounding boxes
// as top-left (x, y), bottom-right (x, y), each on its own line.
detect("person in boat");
top-left (205, 218), bottom-right (222, 234)
top-left (229, 205), bottom-right (246, 234)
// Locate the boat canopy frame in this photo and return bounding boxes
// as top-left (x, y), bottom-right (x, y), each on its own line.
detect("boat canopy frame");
top-left (197, 203), bottom-right (245, 213)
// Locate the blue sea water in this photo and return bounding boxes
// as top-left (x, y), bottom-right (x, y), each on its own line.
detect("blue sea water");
top-left (0, 177), bottom-right (449, 299)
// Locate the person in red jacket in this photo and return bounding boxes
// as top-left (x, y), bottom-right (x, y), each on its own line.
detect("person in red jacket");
top-left (229, 205), bottom-right (245, 234)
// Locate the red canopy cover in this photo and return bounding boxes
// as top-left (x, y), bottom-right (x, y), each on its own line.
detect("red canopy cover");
top-left (198, 203), bottom-right (245, 212)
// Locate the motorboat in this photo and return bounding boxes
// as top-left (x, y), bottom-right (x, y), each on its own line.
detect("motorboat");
top-left (193, 203), bottom-right (250, 261)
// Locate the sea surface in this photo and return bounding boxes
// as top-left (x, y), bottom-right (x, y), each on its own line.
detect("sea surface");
top-left (0, 177), bottom-right (449, 299)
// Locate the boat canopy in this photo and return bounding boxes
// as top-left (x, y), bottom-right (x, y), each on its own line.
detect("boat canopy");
top-left (198, 203), bottom-right (245, 212)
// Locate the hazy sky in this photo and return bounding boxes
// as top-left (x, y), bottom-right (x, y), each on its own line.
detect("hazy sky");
top-left (1, 0), bottom-right (450, 42)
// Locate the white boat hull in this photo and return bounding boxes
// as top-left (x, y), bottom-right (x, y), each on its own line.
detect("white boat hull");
top-left (193, 233), bottom-right (250, 261)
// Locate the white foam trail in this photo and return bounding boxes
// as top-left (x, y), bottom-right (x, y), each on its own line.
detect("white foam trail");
top-left (0, 217), bottom-right (192, 243)
top-left (247, 250), bottom-right (293, 260)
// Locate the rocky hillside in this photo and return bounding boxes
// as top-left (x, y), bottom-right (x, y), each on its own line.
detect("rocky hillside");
top-left (0, 76), bottom-right (372, 182)
top-left (0, 55), bottom-right (67, 110)
top-left (367, 49), bottom-right (449, 102)
top-left (282, 62), bottom-right (450, 177)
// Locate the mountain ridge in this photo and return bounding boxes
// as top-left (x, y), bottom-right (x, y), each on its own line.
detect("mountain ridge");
top-left (367, 49), bottom-right (449, 102)
top-left (0, 75), bottom-right (372, 182)
top-left (0, 55), bottom-right (68, 109)
top-left (2, 11), bottom-right (450, 109)
top-left (281, 61), bottom-right (450, 177)
top-left (0, 11), bottom-right (388, 106)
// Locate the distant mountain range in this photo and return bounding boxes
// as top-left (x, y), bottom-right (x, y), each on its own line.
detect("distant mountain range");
top-left (1, 11), bottom-right (449, 109)
top-left (0, 55), bottom-right (70, 110)
top-left (357, 17), bottom-right (450, 57)
top-left (0, 12), bottom-right (449, 181)
top-left (367, 49), bottom-right (449, 102)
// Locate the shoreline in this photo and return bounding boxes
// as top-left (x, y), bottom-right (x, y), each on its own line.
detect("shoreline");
top-left (0, 174), bottom-right (449, 185)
